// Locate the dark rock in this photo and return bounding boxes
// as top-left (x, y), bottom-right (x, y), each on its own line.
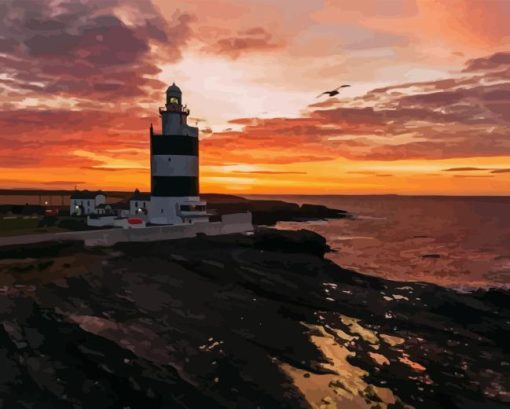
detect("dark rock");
top-left (253, 228), bottom-right (330, 257)
top-left (0, 229), bottom-right (508, 409)
top-left (0, 240), bottom-right (84, 260)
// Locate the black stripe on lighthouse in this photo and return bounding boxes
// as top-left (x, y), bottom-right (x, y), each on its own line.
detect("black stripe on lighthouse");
top-left (151, 176), bottom-right (198, 197)
top-left (151, 135), bottom-right (198, 156)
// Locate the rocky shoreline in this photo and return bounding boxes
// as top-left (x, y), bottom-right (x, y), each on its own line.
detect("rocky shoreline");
top-left (0, 229), bottom-right (509, 408)
top-left (205, 194), bottom-right (350, 226)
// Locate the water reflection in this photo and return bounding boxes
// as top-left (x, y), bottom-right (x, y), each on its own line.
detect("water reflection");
top-left (267, 195), bottom-right (510, 288)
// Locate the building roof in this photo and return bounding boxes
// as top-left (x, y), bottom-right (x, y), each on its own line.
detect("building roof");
top-left (166, 82), bottom-right (181, 95)
top-left (96, 203), bottom-right (111, 209)
top-left (130, 190), bottom-right (151, 201)
top-left (110, 202), bottom-right (130, 210)
top-left (70, 190), bottom-right (105, 199)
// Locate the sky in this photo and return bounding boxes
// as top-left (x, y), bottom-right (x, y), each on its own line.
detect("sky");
top-left (0, 0), bottom-right (509, 195)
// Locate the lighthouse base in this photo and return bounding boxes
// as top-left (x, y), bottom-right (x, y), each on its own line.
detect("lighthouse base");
top-left (149, 196), bottom-right (208, 225)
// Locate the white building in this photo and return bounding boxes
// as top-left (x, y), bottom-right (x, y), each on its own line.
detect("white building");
top-left (148, 83), bottom-right (209, 225)
top-left (129, 189), bottom-right (151, 216)
top-left (70, 191), bottom-right (106, 216)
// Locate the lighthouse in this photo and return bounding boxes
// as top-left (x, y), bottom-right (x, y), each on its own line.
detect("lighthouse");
top-left (148, 83), bottom-right (208, 225)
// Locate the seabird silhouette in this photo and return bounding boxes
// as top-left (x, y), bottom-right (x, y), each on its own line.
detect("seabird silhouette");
top-left (316, 84), bottom-right (351, 98)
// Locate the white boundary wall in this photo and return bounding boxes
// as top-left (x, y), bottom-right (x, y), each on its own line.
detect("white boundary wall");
top-left (0, 212), bottom-right (253, 248)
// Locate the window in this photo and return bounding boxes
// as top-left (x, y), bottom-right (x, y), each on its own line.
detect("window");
top-left (135, 202), bottom-right (138, 207)
top-left (169, 97), bottom-right (179, 104)
top-left (161, 208), bottom-right (163, 214)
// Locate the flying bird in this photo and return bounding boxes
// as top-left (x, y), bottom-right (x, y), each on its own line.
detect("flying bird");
top-left (316, 84), bottom-right (351, 98)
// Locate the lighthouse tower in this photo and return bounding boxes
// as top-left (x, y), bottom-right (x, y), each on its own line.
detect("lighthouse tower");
top-left (148, 83), bottom-right (208, 225)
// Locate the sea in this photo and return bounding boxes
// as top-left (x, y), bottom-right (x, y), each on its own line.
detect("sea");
top-left (246, 195), bottom-right (510, 290)
top-left (2, 193), bottom-right (509, 289)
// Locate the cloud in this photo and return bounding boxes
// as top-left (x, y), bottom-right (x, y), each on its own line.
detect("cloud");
top-left (232, 170), bottom-right (307, 175)
top-left (443, 167), bottom-right (492, 172)
top-left (453, 175), bottom-right (495, 178)
top-left (200, 50), bottom-right (510, 165)
top-left (0, 109), bottom-right (154, 168)
top-left (41, 180), bottom-right (86, 185)
top-left (80, 167), bottom-right (148, 172)
top-left (335, 25), bottom-right (410, 51)
top-left (346, 171), bottom-right (393, 177)
top-left (202, 26), bottom-right (281, 59)
top-left (463, 52), bottom-right (510, 83)
top-left (464, 53), bottom-right (510, 72)
top-left (0, 0), bottom-right (195, 106)
top-left (442, 167), bottom-right (510, 176)
top-left (2, 29), bottom-right (510, 187)
top-left (346, 171), bottom-right (378, 175)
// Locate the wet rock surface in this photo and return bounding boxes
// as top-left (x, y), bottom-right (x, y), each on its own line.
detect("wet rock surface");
top-left (0, 229), bottom-right (509, 408)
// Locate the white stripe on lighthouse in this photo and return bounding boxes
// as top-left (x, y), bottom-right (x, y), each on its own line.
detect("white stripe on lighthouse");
top-left (151, 155), bottom-right (198, 177)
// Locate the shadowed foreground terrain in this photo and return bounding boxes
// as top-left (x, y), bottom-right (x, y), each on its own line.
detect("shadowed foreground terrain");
top-left (0, 229), bottom-right (509, 408)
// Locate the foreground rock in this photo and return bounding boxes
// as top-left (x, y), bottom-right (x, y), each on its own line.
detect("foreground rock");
top-left (0, 230), bottom-right (508, 408)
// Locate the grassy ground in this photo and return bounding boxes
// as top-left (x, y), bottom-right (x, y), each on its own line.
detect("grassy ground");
top-left (0, 216), bottom-right (89, 237)
top-left (0, 217), bottom-right (44, 236)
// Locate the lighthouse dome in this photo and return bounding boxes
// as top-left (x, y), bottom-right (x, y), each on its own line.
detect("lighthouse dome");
top-left (166, 82), bottom-right (182, 95)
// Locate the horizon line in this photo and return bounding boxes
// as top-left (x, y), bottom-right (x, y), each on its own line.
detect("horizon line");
top-left (1, 188), bottom-right (509, 198)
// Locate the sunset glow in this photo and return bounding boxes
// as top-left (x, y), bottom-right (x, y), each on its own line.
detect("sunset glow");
top-left (1, 0), bottom-right (509, 194)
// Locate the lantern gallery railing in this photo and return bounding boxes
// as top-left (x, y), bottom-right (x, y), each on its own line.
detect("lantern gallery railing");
top-left (159, 105), bottom-right (190, 115)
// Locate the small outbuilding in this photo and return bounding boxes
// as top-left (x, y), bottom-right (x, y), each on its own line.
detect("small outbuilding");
top-left (70, 190), bottom-right (106, 216)
top-left (111, 202), bottom-right (130, 218)
top-left (129, 189), bottom-right (150, 216)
